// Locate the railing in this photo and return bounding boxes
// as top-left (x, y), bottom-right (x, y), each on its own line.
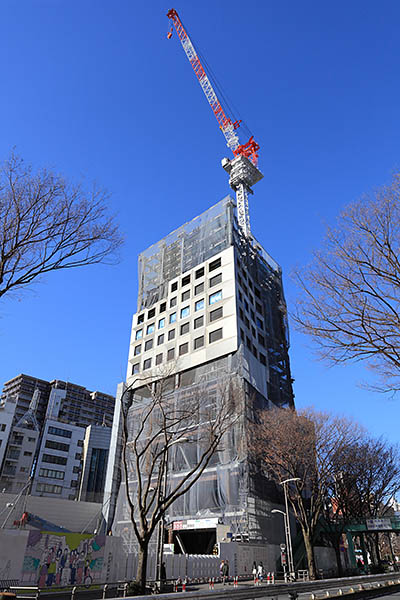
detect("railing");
top-left (5, 572), bottom-right (400, 600)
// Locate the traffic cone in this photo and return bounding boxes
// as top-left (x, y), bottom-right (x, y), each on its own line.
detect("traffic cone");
top-left (182, 578), bottom-right (187, 592)
top-left (234, 576), bottom-right (238, 588)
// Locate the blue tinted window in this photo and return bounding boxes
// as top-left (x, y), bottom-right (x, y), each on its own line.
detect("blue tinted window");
top-left (209, 290), bottom-right (222, 305)
top-left (195, 299), bottom-right (204, 311)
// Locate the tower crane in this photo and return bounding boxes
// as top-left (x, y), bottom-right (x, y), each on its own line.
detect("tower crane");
top-left (166, 8), bottom-right (263, 239)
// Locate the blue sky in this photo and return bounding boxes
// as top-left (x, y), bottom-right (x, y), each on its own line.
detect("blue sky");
top-left (0, 0), bottom-right (399, 443)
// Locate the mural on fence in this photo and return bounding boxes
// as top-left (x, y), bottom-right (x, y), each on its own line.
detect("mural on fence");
top-left (22, 530), bottom-right (106, 586)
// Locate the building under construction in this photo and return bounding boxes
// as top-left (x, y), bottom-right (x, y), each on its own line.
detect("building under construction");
top-left (103, 8), bottom-right (295, 575)
top-left (105, 194), bottom-right (295, 567)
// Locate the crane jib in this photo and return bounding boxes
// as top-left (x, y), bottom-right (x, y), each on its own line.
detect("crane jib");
top-left (169, 12), bottom-right (239, 152)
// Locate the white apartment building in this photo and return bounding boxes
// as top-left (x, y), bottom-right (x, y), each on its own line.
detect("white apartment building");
top-left (31, 420), bottom-right (85, 500)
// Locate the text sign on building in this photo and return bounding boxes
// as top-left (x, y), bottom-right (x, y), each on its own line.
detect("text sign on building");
top-left (366, 518), bottom-right (392, 530)
top-left (173, 518), bottom-right (219, 530)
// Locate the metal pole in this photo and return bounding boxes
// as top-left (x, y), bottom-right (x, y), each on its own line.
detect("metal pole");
top-left (283, 481), bottom-right (295, 580)
top-left (155, 449), bottom-right (168, 586)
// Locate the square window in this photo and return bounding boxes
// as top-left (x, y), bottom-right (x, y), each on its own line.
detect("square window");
top-left (259, 353), bottom-right (267, 366)
top-left (134, 345), bottom-right (141, 356)
top-left (255, 288), bottom-right (261, 299)
top-left (246, 336), bottom-right (251, 349)
top-left (171, 282), bottom-right (178, 292)
top-left (240, 328), bottom-right (245, 341)
top-left (168, 329), bottom-right (175, 340)
top-left (239, 307), bottom-right (244, 320)
top-left (256, 302), bottom-right (263, 314)
top-left (194, 316), bottom-right (204, 329)
top-left (179, 342), bottom-right (189, 355)
top-left (158, 318), bottom-right (165, 329)
top-left (143, 358), bottom-right (152, 370)
top-left (182, 275), bottom-right (191, 287)
top-left (251, 310), bottom-right (255, 321)
top-left (156, 354), bottom-right (163, 365)
top-left (248, 281), bottom-right (253, 290)
top-left (135, 329), bottom-right (143, 340)
top-left (239, 290), bottom-right (243, 301)
top-left (210, 307), bottom-right (223, 322)
top-left (209, 257), bottom-right (221, 272)
top-left (137, 314), bottom-right (144, 324)
top-left (145, 339), bottom-right (153, 351)
top-left (170, 297), bottom-right (177, 308)
top-left (195, 299), bottom-right (204, 311)
top-left (195, 267), bottom-right (204, 279)
top-left (169, 312), bottom-right (177, 324)
top-left (158, 334), bottom-right (164, 345)
top-left (195, 282), bottom-right (204, 295)
top-left (258, 333), bottom-right (265, 346)
top-left (194, 336), bottom-right (204, 350)
top-left (180, 306), bottom-right (190, 318)
top-left (182, 290), bottom-right (190, 302)
top-left (180, 322), bottom-right (190, 335)
top-left (132, 363), bottom-right (139, 375)
top-left (148, 308), bottom-right (155, 319)
top-left (252, 345), bottom-right (258, 357)
top-left (209, 290), bottom-right (222, 305)
top-left (244, 300), bottom-right (249, 310)
top-left (251, 326), bottom-right (256, 337)
top-left (209, 328), bottom-right (223, 343)
top-left (167, 348), bottom-right (174, 361)
top-left (245, 317), bottom-right (250, 328)
top-left (209, 273), bottom-right (222, 287)
top-left (147, 323), bottom-right (155, 334)
top-left (160, 302), bottom-right (167, 313)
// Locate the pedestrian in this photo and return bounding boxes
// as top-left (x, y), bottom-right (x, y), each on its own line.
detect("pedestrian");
top-left (257, 561), bottom-right (264, 582)
top-left (222, 560), bottom-right (229, 585)
top-left (219, 559), bottom-right (224, 579)
top-left (252, 561), bottom-right (257, 582)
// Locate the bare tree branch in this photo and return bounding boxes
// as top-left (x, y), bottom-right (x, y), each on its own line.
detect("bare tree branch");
top-left (0, 152), bottom-right (123, 299)
top-left (293, 173), bottom-right (400, 392)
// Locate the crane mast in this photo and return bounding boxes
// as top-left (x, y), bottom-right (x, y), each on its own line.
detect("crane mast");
top-left (167, 8), bottom-right (263, 239)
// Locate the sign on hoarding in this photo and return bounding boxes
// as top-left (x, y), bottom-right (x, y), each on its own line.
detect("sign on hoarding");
top-left (172, 518), bottom-right (219, 531)
top-left (366, 518), bottom-right (392, 530)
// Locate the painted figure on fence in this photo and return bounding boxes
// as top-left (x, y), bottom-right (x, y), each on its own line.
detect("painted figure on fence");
top-left (22, 531), bottom-right (106, 587)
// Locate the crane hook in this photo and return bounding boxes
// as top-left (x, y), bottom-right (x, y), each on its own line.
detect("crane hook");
top-left (167, 26), bottom-right (173, 39)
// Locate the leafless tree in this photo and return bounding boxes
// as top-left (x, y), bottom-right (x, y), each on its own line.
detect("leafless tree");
top-left (293, 172), bottom-right (400, 393)
top-left (0, 153), bottom-right (122, 299)
top-left (250, 407), bottom-right (362, 579)
top-left (120, 366), bottom-right (242, 593)
top-left (332, 436), bottom-right (400, 567)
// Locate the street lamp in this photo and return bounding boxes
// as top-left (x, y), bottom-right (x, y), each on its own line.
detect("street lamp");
top-left (271, 509), bottom-right (289, 581)
top-left (280, 477), bottom-right (300, 581)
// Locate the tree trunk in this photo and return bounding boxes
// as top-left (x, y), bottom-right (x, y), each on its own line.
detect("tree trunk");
top-left (136, 541), bottom-right (149, 593)
top-left (333, 539), bottom-right (343, 577)
top-left (374, 532), bottom-right (382, 566)
top-left (303, 529), bottom-right (317, 580)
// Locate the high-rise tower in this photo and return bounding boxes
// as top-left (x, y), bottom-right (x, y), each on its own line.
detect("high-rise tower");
top-left (105, 196), bottom-right (294, 564)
